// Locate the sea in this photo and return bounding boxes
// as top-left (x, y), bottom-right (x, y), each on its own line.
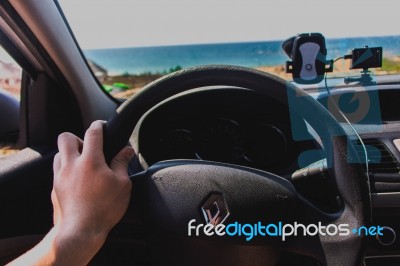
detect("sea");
top-left (83, 36), bottom-right (400, 75)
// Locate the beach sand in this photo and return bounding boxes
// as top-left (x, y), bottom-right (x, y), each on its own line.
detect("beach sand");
top-left (110, 58), bottom-right (400, 98)
top-left (0, 149), bottom-right (18, 158)
top-left (2, 56), bottom-right (399, 100)
top-left (109, 65), bottom-right (293, 98)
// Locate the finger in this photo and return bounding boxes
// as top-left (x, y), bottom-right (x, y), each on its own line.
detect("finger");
top-left (53, 153), bottom-right (61, 175)
top-left (57, 132), bottom-right (82, 164)
top-left (51, 190), bottom-right (61, 225)
top-left (110, 146), bottom-right (135, 178)
top-left (82, 120), bottom-right (106, 161)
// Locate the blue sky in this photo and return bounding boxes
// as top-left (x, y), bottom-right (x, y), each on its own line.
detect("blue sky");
top-left (59, 0), bottom-right (400, 49)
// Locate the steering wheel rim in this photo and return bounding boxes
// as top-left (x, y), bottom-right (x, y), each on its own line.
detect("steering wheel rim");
top-left (103, 65), bottom-right (370, 265)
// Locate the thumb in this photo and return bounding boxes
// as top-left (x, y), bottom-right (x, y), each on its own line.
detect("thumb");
top-left (110, 146), bottom-right (135, 177)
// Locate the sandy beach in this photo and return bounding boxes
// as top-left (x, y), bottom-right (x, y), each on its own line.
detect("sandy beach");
top-left (2, 55), bottom-right (399, 100)
top-left (109, 56), bottom-right (400, 98)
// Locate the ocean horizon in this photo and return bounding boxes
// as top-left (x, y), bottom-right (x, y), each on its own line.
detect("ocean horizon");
top-left (83, 35), bottom-right (400, 75)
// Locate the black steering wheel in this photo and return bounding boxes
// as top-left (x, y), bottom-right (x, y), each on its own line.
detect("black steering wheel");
top-left (102, 65), bottom-right (370, 265)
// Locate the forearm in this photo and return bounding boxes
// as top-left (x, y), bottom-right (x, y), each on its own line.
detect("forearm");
top-left (7, 226), bottom-right (106, 266)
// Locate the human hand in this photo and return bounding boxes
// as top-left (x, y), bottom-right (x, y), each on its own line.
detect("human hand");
top-left (8, 121), bottom-right (135, 266)
top-left (51, 120), bottom-right (134, 263)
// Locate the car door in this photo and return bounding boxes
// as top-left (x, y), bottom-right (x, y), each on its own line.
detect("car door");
top-left (0, 1), bottom-right (101, 263)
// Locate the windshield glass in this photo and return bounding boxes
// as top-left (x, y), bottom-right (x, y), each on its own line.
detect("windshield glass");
top-left (59, 0), bottom-right (400, 98)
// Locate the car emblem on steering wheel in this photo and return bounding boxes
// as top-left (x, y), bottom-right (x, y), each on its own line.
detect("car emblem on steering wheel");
top-left (201, 193), bottom-right (230, 226)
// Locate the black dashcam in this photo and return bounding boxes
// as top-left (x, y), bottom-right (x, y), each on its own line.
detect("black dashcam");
top-left (351, 46), bottom-right (382, 70)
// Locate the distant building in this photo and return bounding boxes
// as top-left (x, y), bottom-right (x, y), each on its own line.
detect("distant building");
top-left (87, 60), bottom-right (108, 81)
top-left (0, 60), bottom-right (22, 96)
top-left (0, 60), bottom-right (21, 81)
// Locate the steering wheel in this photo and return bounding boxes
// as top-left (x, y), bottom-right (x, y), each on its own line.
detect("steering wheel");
top-left (102, 65), bottom-right (370, 265)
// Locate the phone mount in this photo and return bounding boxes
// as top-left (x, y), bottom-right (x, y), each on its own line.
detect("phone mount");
top-left (282, 33), bottom-right (333, 84)
top-left (344, 69), bottom-right (375, 85)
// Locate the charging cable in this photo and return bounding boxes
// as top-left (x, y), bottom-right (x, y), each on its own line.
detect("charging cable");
top-left (324, 59), bottom-right (372, 220)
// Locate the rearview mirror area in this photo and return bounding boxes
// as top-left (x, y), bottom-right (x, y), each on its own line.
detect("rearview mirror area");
top-left (282, 33), bottom-right (332, 84)
top-left (0, 89), bottom-right (19, 149)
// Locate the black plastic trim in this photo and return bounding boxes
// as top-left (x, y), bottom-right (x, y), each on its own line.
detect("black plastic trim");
top-left (53, 0), bottom-right (121, 105)
top-left (372, 192), bottom-right (400, 208)
top-left (0, 1), bottom-right (84, 138)
top-left (0, 29), bottom-right (36, 79)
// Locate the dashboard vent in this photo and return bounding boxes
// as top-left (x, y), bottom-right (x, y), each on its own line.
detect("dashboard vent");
top-left (352, 139), bottom-right (400, 174)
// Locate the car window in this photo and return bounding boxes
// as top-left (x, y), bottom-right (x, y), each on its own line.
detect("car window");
top-left (0, 45), bottom-right (21, 158)
top-left (0, 46), bottom-right (21, 99)
top-left (58, 0), bottom-right (400, 98)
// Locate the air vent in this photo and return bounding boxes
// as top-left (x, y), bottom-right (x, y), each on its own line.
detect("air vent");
top-left (351, 139), bottom-right (400, 174)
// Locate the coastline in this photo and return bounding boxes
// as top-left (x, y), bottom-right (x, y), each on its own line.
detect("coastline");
top-left (107, 57), bottom-right (400, 98)
top-left (1, 57), bottom-right (399, 156)
top-left (1, 58), bottom-right (400, 100)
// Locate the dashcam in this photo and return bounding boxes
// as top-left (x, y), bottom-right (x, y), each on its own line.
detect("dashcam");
top-left (351, 47), bottom-right (382, 70)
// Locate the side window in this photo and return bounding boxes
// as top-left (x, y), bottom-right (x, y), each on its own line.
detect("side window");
top-left (0, 45), bottom-right (22, 158)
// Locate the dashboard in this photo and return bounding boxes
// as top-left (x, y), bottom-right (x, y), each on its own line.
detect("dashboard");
top-left (136, 87), bottom-right (319, 176)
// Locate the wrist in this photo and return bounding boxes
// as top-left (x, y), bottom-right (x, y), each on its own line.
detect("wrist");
top-left (6, 225), bottom-right (108, 266)
top-left (51, 224), bottom-right (108, 265)
top-left (55, 218), bottom-right (110, 244)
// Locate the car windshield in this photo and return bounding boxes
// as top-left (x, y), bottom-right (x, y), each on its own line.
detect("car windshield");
top-left (58, 0), bottom-right (400, 98)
